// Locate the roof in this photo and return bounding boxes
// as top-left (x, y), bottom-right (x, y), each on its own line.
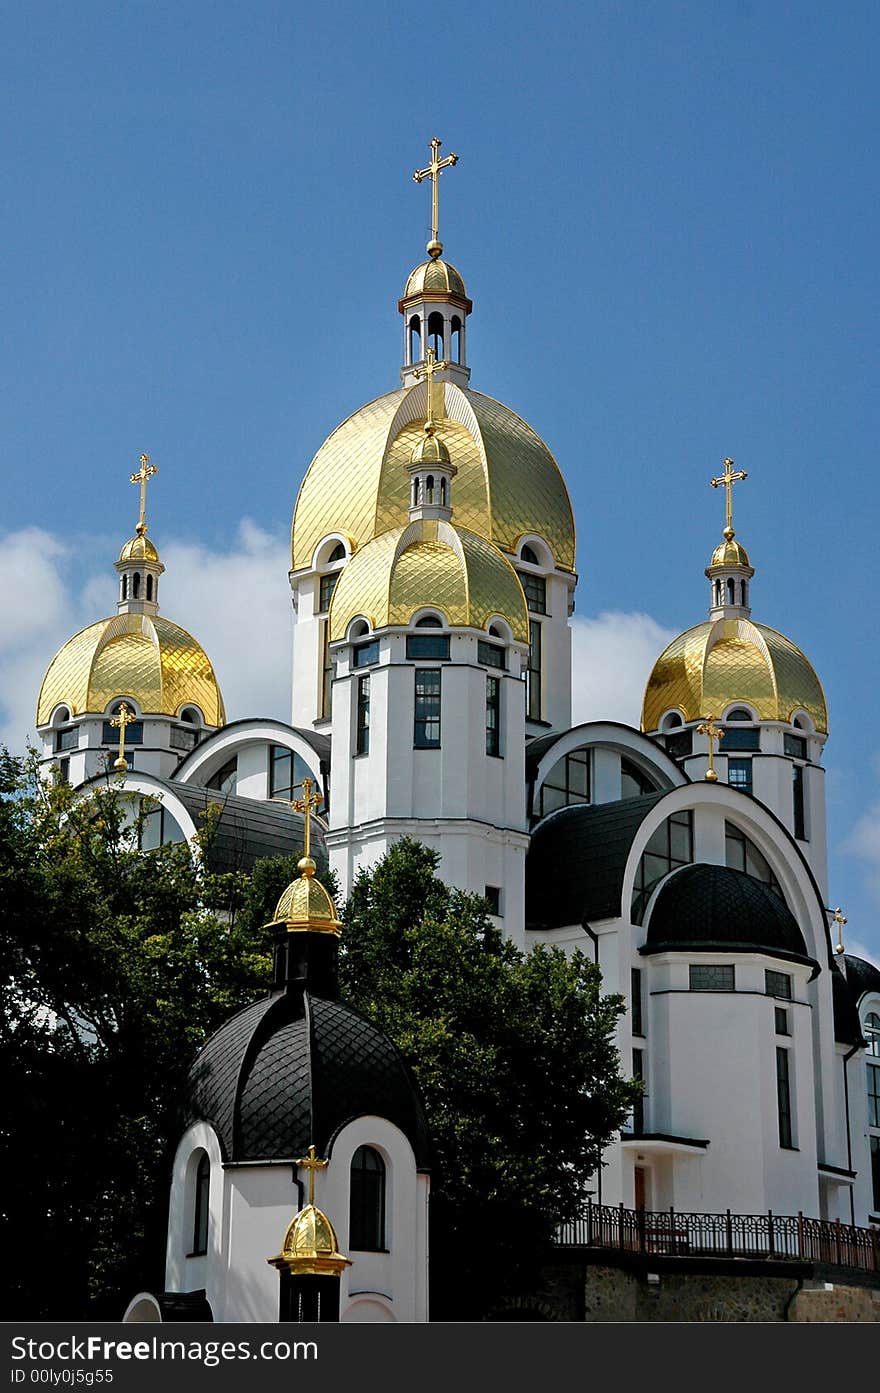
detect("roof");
top-left (643, 863), bottom-right (816, 968)
top-left (402, 257), bottom-right (468, 302)
top-left (186, 988), bottom-right (430, 1168)
top-left (117, 533), bottom-right (162, 566)
top-left (37, 612), bottom-right (225, 727)
top-left (526, 794), bottom-right (666, 929)
top-left (169, 783), bottom-right (323, 873)
top-left (843, 952), bottom-right (880, 1003)
top-left (832, 965), bottom-right (865, 1047)
top-left (641, 617), bottom-right (827, 734)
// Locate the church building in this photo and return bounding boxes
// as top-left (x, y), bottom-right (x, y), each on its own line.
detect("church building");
top-left (35, 140), bottom-right (880, 1321)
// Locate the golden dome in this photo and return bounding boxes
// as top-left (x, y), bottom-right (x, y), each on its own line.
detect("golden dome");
top-left (410, 424), bottom-right (452, 467)
top-left (641, 618), bottom-right (828, 735)
top-left (401, 257), bottom-right (469, 304)
top-left (117, 532), bottom-right (162, 566)
top-left (36, 612), bottom-right (226, 727)
top-left (709, 536), bottom-right (752, 569)
top-left (292, 383), bottom-right (576, 574)
top-left (328, 519), bottom-right (530, 643)
top-left (268, 866), bottom-right (341, 936)
top-left (268, 1204), bottom-right (350, 1278)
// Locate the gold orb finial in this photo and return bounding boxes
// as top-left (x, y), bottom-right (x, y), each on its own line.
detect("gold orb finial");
top-left (426, 238), bottom-right (443, 259)
top-left (298, 855), bottom-right (317, 878)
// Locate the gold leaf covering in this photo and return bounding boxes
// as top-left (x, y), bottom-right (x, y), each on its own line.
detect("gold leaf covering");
top-left (117, 534), bottom-right (162, 565)
top-left (641, 619), bottom-right (828, 734)
top-left (268, 874), bottom-right (341, 936)
top-left (402, 257), bottom-right (468, 301)
top-left (269, 1205), bottom-right (350, 1277)
top-left (36, 613), bottom-right (226, 726)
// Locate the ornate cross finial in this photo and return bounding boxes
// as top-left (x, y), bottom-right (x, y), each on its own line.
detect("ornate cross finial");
top-left (831, 907), bottom-right (847, 956)
top-left (710, 457), bottom-right (748, 541)
top-left (696, 715), bottom-right (723, 783)
top-left (291, 776), bottom-right (323, 867)
top-left (295, 1144), bottom-right (329, 1208)
top-left (413, 346), bottom-right (448, 426)
top-left (109, 702), bottom-right (136, 774)
top-left (413, 137), bottom-right (459, 256)
top-left (129, 453), bottom-right (158, 536)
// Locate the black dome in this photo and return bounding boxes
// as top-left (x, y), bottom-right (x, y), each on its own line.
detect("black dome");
top-left (643, 863), bottom-right (817, 969)
top-left (186, 988), bottom-right (430, 1168)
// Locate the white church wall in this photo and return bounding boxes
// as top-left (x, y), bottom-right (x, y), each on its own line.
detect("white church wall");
top-left (164, 1122), bottom-right (224, 1306)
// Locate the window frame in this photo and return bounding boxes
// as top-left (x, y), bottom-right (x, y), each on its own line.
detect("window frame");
top-left (349, 1146), bottom-right (386, 1252)
top-left (191, 1153), bottom-right (210, 1257)
top-left (689, 963), bottom-right (736, 992)
top-left (413, 668), bottom-right (441, 749)
top-left (485, 675), bottom-right (501, 757)
top-left (356, 674), bottom-right (370, 756)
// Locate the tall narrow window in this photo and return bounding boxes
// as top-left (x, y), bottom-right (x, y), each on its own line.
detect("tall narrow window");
top-left (450, 315), bottom-right (462, 362)
top-left (349, 1146), bottom-right (385, 1251)
top-left (866, 1012), bottom-right (880, 1057)
top-left (776, 1047), bottom-right (793, 1149)
top-left (486, 675), bottom-right (501, 756)
top-left (320, 619), bottom-right (333, 719)
top-left (631, 1049), bottom-right (645, 1133)
top-left (526, 621), bottom-right (542, 720)
top-left (518, 571), bottom-right (547, 613)
top-left (867, 1061), bottom-right (880, 1128)
top-left (408, 314), bottom-right (421, 363)
top-left (121, 574), bottom-right (127, 600)
top-left (631, 968), bottom-right (644, 1036)
top-left (192, 1153), bottom-right (210, 1256)
top-left (356, 675), bottom-right (370, 755)
top-left (792, 764), bottom-right (806, 840)
top-left (319, 572), bottom-right (339, 612)
top-left (414, 669), bottom-right (441, 748)
top-left (871, 1136), bottom-right (880, 1213)
top-left (427, 311), bottom-right (444, 357)
top-left (132, 572), bottom-right (141, 599)
top-left (146, 574), bottom-right (154, 601)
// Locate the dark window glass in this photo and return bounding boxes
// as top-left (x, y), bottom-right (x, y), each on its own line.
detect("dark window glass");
top-left (353, 639), bottom-right (380, 668)
top-left (55, 726), bottom-right (79, 752)
top-left (631, 967), bottom-right (644, 1036)
top-left (319, 619), bottom-right (333, 718)
top-left (725, 822), bottom-right (784, 899)
top-left (170, 725), bottom-right (198, 751)
top-left (319, 572), bottom-right (339, 612)
top-left (871, 1136), bottom-right (880, 1212)
top-left (139, 802), bottom-right (186, 851)
top-left (775, 1006), bottom-right (790, 1036)
top-left (520, 545), bottom-right (539, 565)
top-left (792, 764), bottom-right (806, 840)
top-left (58, 758), bottom-right (70, 785)
top-left (631, 1049), bottom-right (645, 1133)
top-left (192, 1153), bottom-right (210, 1256)
top-left (765, 969), bottom-right (792, 1000)
top-left (526, 620), bottom-right (542, 720)
top-left (538, 747), bottom-right (590, 817)
top-left (665, 729), bottom-right (693, 759)
top-left (269, 746), bottom-right (315, 803)
top-left (727, 757), bottom-right (753, 795)
top-left (727, 708), bottom-right (753, 722)
top-left (349, 1146), bottom-right (385, 1251)
top-left (406, 634), bottom-right (450, 660)
top-left (776, 1047), bottom-right (793, 1149)
top-left (621, 758), bottom-right (656, 800)
top-left (784, 733), bottom-right (807, 760)
top-left (414, 669), bottom-right (441, 748)
top-left (207, 756), bottom-right (237, 795)
top-left (478, 640), bottom-right (506, 670)
top-left (720, 727), bottom-right (760, 751)
top-left (102, 719), bottom-right (144, 745)
top-left (689, 964), bottom-right (735, 992)
top-left (356, 675), bottom-right (370, 756)
top-left (867, 1062), bottom-right (880, 1129)
top-left (485, 885), bottom-right (501, 915)
top-left (631, 811), bottom-right (693, 924)
top-left (518, 571), bottom-right (547, 614)
top-left (486, 676), bottom-right (501, 757)
top-left (866, 1012), bottom-right (880, 1058)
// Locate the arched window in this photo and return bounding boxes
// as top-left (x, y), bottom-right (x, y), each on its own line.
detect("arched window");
top-left (866, 1012), bottom-right (880, 1058)
top-left (425, 474), bottom-right (435, 502)
top-left (121, 575), bottom-right (128, 601)
top-left (662, 711), bottom-right (683, 730)
top-left (450, 315), bottom-right (462, 362)
top-left (520, 544), bottom-right (539, 565)
top-left (740, 579), bottom-right (747, 606)
top-left (440, 476), bottom-right (447, 506)
top-left (727, 708), bottom-right (752, 722)
top-left (349, 1146), bottom-right (385, 1251)
top-left (192, 1153), bottom-right (210, 1256)
top-left (411, 477), bottom-right (420, 508)
top-left (714, 579), bottom-right (721, 605)
top-left (327, 542), bottom-right (346, 564)
top-left (146, 574), bottom-right (154, 601)
top-left (427, 311), bottom-right (444, 357)
top-left (180, 707), bottom-right (201, 726)
top-left (726, 577), bottom-right (735, 604)
top-left (132, 572), bottom-right (141, 599)
top-left (725, 821), bottom-right (783, 900)
top-left (415, 614), bottom-right (442, 628)
top-left (408, 315), bottom-right (421, 363)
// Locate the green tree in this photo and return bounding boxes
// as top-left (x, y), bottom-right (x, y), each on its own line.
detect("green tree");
top-left (339, 838), bottom-right (639, 1319)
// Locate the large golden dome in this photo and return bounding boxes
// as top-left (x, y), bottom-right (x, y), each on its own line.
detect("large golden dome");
top-left (641, 618), bottom-right (828, 734)
top-left (329, 519), bottom-right (529, 643)
top-left (291, 381), bottom-right (576, 574)
top-left (37, 612), bottom-right (226, 726)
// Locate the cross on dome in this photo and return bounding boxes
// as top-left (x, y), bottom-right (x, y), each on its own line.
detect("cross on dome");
top-left (413, 137), bottom-right (459, 258)
top-left (291, 776), bottom-right (323, 872)
top-left (295, 1144), bottom-right (329, 1207)
top-left (710, 457), bottom-right (748, 541)
top-left (696, 714), bottom-right (723, 783)
top-left (413, 346), bottom-right (448, 427)
top-left (130, 453), bottom-right (158, 537)
top-left (109, 701), bottom-right (136, 774)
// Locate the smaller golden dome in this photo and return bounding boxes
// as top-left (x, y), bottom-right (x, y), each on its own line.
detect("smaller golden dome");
top-left (268, 868), bottom-right (341, 936)
top-left (402, 257), bottom-right (469, 303)
top-left (268, 1205), bottom-right (350, 1278)
top-left (708, 536), bottom-right (752, 569)
top-left (117, 531), bottom-right (162, 567)
top-left (410, 423), bottom-right (452, 468)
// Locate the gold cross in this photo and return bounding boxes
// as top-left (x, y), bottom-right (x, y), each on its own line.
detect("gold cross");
top-left (710, 457), bottom-right (748, 540)
top-left (413, 346), bottom-right (448, 425)
top-left (129, 453), bottom-right (158, 536)
top-left (413, 137), bottom-right (459, 252)
top-left (696, 715), bottom-right (723, 782)
top-left (831, 907), bottom-right (847, 956)
top-left (291, 776), bottom-right (323, 862)
top-left (110, 702), bottom-right (136, 773)
top-left (295, 1144), bottom-right (329, 1207)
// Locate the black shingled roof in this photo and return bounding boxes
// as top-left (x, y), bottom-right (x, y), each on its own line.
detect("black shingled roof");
top-left (843, 953), bottom-right (880, 1004)
top-left (525, 794), bottom-right (666, 929)
top-left (170, 784), bottom-right (324, 873)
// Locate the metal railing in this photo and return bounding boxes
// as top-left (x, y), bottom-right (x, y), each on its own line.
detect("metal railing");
top-left (556, 1200), bottom-right (880, 1274)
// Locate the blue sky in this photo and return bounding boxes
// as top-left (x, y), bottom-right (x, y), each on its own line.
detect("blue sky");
top-left (1, 2), bottom-right (878, 956)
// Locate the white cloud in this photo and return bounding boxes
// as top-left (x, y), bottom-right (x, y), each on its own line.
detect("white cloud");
top-left (0, 529), bottom-right (69, 647)
top-left (846, 939), bottom-right (880, 971)
top-left (844, 799), bottom-right (880, 909)
top-left (570, 611), bottom-right (677, 726)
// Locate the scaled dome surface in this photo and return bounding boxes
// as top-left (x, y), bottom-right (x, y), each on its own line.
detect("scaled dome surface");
top-left (37, 613), bottom-right (226, 726)
top-left (641, 618), bottom-right (827, 734)
top-left (291, 381), bottom-right (576, 574)
top-left (402, 257), bottom-right (469, 302)
top-left (644, 863), bottom-right (814, 965)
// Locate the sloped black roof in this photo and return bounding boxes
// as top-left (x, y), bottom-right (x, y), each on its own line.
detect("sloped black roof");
top-left (186, 988), bottom-right (430, 1169)
top-left (643, 863), bottom-right (817, 969)
top-left (843, 953), bottom-right (880, 1004)
top-left (170, 784), bottom-right (325, 873)
top-left (832, 966), bottom-right (865, 1046)
top-left (526, 794), bottom-right (666, 929)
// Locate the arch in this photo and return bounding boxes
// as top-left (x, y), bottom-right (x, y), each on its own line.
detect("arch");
top-left (516, 535), bottom-right (555, 570)
top-left (440, 476), bottom-right (447, 506)
top-left (132, 572), bottom-right (141, 599)
top-left (122, 1294), bottom-right (163, 1324)
top-left (725, 706), bottom-right (756, 723)
top-left (661, 711), bottom-right (683, 730)
top-left (792, 711), bottom-right (814, 734)
top-left (349, 1145), bottom-right (386, 1251)
top-left (427, 311), bottom-right (444, 357)
top-left (343, 1298), bottom-right (395, 1323)
top-left (179, 706), bottom-right (203, 726)
top-left (408, 314), bottom-right (421, 364)
top-left (520, 544), bottom-right (539, 565)
top-left (415, 613), bottom-right (443, 628)
top-left (411, 476), bottom-right (419, 508)
top-left (349, 618), bottom-right (371, 640)
top-left (714, 578), bottom-right (722, 606)
top-left (146, 574), bottom-right (154, 601)
top-left (740, 579), bottom-right (747, 606)
top-left (327, 542), bottom-right (346, 564)
top-left (450, 314), bottom-right (462, 362)
top-left (865, 1011), bottom-right (880, 1058)
top-left (108, 697), bottom-right (141, 718)
top-left (121, 574), bottom-right (128, 601)
top-left (191, 1150), bottom-right (210, 1256)
top-left (487, 618), bottom-right (515, 643)
top-left (726, 577), bottom-right (735, 604)
top-left (52, 706), bottom-right (71, 727)
top-left (313, 534), bottom-right (351, 570)
top-left (425, 474), bottom-right (435, 501)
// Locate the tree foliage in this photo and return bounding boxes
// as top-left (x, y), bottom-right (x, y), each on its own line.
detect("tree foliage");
top-left (340, 838), bottom-right (639, 1318)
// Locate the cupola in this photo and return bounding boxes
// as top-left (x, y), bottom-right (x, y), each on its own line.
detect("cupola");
top-left (705, 458), bottom-right (755, 619)
top-left (116, 454), bottom-right (165, 615)
top-left (400, 139), bottom-right (471, 389)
